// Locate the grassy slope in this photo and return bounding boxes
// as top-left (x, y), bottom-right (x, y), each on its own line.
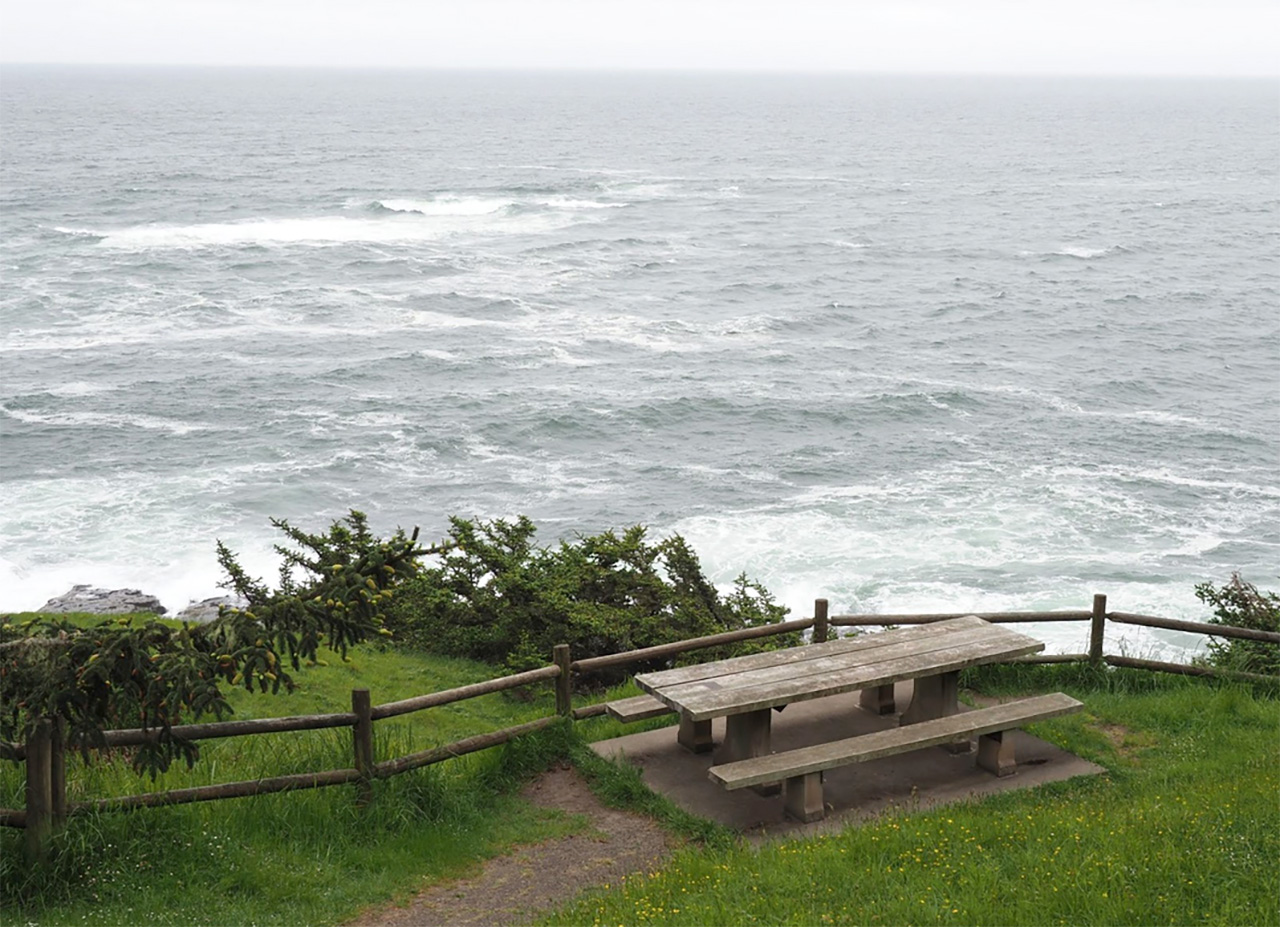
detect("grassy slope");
top-left (549, 665), bottom-right (1279, 927)
top-left (0, 613), bottom-right (584, 927)
top-left (4, 615), bottom-right (1277, 927)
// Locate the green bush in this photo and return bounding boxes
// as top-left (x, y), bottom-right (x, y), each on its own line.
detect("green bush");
top-left (387, 517), bottom-right (797, 682)
top-left (0, 511), bottom-right (425, 777)
top-left (1194, 573), bottom-right (1280, 677)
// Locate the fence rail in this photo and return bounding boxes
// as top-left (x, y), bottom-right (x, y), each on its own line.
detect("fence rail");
top-left (3, 592), bottom-right (1276, 862)
top-left (829, 610), bottom-right (1093, 626)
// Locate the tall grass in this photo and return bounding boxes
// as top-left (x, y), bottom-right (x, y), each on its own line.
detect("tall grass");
top-left (0, 626), bottom-right (582, 926)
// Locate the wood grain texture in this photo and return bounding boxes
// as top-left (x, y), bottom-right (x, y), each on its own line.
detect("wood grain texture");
top-left (709, 692), bottom-right (1083, 789)
top-left (637, 616), bottom-right (991, 690)
top-left (605, 694), bottom-right (675, 722)
top-left (639, 618), bottom-right (1044, 721)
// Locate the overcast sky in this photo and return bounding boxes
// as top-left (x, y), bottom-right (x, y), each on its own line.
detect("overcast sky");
top-left (1, 1), bottom-right (1276, 76)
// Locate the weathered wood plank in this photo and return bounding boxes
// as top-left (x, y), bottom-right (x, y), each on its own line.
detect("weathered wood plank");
top-left (571, 618), bottom-right (814, 673)
top-left (1105, 655), bottom-right (1278, 684)
top-left (605, 694), bottom-right (675, 722)
top-left (1109, 612), bottom-right (1280, 645)
top-left (100, 712), bottom-right (358, 747)
top-left (709, 693), bottom-right (1083, 789)
top-left (637, 615), bottom-right (991, 690)
top-left (829, 611), bottom-right (1091, 626)
top-left (659, 622), bottom-right (1033, 703)
top-left (660, 627), bottom-right (1044, 720)
top-left (674, 635), bottom-right (1042, 720)
top-left (77, 768), bottom-right (364, 812)
top-left (373, 717), bottom-right (560, 778)
top-left (371, 665), bottom-right (561, 720)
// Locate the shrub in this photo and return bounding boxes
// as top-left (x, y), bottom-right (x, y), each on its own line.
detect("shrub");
top-left (387, 517), bottom-right (797, 682)
top-left (0, 511), bottom-right (426, 777)
top-left (1194, 573), bottom-right (1280, 677)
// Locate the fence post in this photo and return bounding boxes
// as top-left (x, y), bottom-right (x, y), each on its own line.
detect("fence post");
top-left (352, 688), bottom-right (373, 806)
top-left (553, 644), bottom-right (572, 717)
top-left (24, 718), bottom-right (53, 864)
top-left (813, 599), bottom-right (829, 644)
top-left (1090, 594), bottom-right (1107, 665)
top-left (50, 716), bottom-right (66, 829)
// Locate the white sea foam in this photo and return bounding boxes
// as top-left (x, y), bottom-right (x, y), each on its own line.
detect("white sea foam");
top-left (44, 381), bottom-right (116, 397)
top-left (1, 406), bottom-right (219, 435)
top-left (4, 72), bottom-right (1276, 669)
top-left (85, 204), bottom-right (603, 250)
top-left (1018, 245), bottom-right (1125, 259)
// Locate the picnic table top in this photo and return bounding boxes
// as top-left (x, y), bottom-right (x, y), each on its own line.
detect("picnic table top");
top-left (634, 615), bottom-right (1044, 722)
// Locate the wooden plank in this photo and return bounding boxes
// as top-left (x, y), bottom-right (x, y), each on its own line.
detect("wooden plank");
top-left (830, 611), bottom-right (1091, 626)
top-left (660, 622), bottom-right (1034, 703)
top-left (1109, 612), bottom-right (1280, 645)
top-left (710, 693), bottom-right (1083, 788)
top-left (372, 665), bottom-right (561, 720)
top-left (675, 636), bottom-right (1043, 720)
top-left (101, 711), bottom-right (358, 747)
top-left (1105, 655), bottom-right (1278, 684)
top-left (78, 768), bottom-right (363, 812)
top-left (374, 717), bottom-right (559, 778)
top-left (605, 695), bottom-right (675, 722)
top-left (637, 616), bottom-right (991, 690)
top-left (572, 618), bottom-right (813, 673)
top-left (666, 629), bottom-right (1043, 720)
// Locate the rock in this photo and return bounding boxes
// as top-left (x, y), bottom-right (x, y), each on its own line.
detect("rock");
top-left (38, 585), bottom-right (167, 615)
top-left (175, 595), bottom-right (247, 623)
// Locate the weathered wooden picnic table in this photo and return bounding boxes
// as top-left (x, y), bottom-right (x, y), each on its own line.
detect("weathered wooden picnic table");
top-left (634, 615), bottom-right (1046, 766)
top-left (632, 615), bottom-right (1083, 821)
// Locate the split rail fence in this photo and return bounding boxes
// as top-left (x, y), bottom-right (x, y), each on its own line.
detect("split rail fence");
top-left (4, 593), bottom-right (1277, 860)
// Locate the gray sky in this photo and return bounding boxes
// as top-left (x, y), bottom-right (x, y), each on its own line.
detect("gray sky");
top-left (1, 0), bottom-right (1276, 76)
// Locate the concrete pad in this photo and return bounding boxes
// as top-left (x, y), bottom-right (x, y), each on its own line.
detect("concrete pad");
top-left (590, 680), bottom-right (1104, 841)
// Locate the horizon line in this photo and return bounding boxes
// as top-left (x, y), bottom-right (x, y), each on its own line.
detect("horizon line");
top-left (2, 61), bottom-right (1277, 80)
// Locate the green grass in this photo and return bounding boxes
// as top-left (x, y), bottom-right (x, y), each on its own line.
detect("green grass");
top-left (0, 613), bottom-right (583, 927)
top-left (546, 665), bottom-right (1280, 927)
top-left (5, 617), bottom-right (1277, 927)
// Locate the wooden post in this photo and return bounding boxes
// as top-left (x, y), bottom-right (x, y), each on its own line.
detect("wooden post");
top-left (553, 644), bottom-right (572, 717)
top-left (50, 716), bottom-right (66, 829)
top-left (813, 599), bottom-right (829, 644)
top-left (351, 689), bottom-right (373, 806)
top-left (1089, 594), bottom-right (1107, 665)
top-left (24, 718), bottom-right (53, 864)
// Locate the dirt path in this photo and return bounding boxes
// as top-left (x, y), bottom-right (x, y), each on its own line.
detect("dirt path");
top-left (347, 766), bottom-right (672, 927)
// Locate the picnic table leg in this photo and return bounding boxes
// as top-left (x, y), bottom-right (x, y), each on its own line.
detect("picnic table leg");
top-left (977, 730), bottom-right (1017, 777)
top-left (784, 772), bottom-right (825, 823)
top-left (859, 684), bottom-right (896, 715)
top-left (899, 671), bottom-right (972, 753)
top-left (717, 710), bottom-right (780, 795)
top-left (677, 711), bottom-right (713, 754)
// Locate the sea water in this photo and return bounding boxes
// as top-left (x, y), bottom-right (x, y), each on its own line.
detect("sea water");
top-left (2, 68), bottom-right (1277, 659)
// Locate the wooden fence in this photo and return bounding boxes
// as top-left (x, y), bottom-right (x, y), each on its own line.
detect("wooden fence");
top-left (3, 593), bottom-right (1277, 860)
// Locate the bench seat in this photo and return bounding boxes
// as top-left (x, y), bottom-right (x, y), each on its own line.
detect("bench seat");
top-left (708, 691), bottom-right (1083, 822)
top-left (606, 694), bottom-right (676, 723)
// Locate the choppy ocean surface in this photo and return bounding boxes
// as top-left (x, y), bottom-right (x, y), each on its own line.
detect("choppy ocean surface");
top-left (2, 68), bottom-right (1277, 659)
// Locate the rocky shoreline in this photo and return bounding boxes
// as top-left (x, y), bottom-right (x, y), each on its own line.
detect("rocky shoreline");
top-left (32, 585), bottom-right (244, 622)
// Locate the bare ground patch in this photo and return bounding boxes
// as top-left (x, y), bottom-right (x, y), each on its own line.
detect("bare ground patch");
top-left (346, 766), bottom-right (671, 927)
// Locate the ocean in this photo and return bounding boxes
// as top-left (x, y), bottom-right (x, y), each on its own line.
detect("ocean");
top-left (2, 67), bottom-right (1277, 660)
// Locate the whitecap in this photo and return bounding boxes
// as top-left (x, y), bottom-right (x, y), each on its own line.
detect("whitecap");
top-left (1, 406), bottom-right (218, 435)
top-left (86, 205), bottom-right (597, 250)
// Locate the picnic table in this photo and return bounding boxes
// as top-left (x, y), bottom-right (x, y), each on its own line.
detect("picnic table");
top-left (634, 615), bottom-right (1046, 765)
